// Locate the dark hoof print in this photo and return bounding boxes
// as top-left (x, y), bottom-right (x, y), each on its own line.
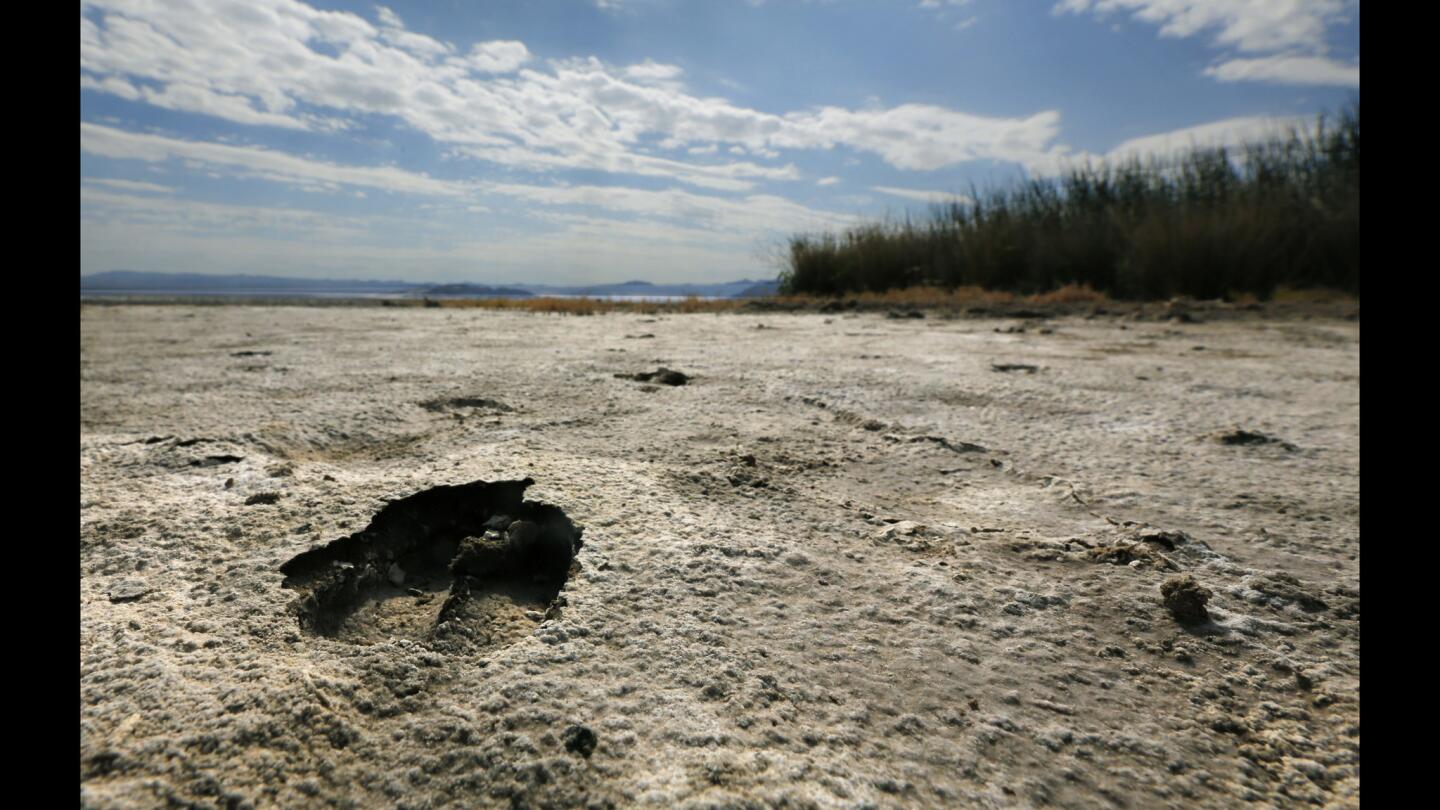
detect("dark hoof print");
top-left (279, 478), bottom-right (583, 651)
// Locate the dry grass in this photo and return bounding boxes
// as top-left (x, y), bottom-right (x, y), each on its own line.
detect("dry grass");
top-left (1019, 284), bottom-right (1113, 306)
top-left (1269, 286), bottom-right (1359, 304)
top-left (782, 103), bottom-right (1359, 300)
top-left (760, 284), bottom-right (1111, 309)
top-left (390, 282), bottom-right (1353, 316)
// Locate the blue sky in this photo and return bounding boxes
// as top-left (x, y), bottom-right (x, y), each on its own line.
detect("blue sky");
top-left (80, 0), bottom-right (1360, 284)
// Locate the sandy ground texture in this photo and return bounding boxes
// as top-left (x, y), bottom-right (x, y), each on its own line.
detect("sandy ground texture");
top-left (80, 305), bottom-right (1359, 809)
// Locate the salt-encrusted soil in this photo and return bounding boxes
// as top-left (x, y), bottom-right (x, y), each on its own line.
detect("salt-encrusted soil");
top-left (80, 305), bottom-right (1359, 809)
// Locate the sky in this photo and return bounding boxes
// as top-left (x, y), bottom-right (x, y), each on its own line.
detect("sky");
top-left (80, 0), bottom-right (1360, 285)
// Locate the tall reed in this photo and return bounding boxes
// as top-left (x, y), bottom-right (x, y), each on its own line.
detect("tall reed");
top-left (781, 103), bottom-right (1358, 300)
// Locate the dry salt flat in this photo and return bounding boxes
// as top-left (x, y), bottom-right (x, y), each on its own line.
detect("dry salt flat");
top-left (80, 304), bottom-right (1359, 809)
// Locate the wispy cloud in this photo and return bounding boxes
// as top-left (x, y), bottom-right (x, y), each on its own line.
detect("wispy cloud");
top-left (1056, 0), bottom-right (1358, 86)
top-left (1204, 55), bottom-right (1359, 88)
top-left (82, 177), bottom-right (177, 194)
top-left (80, 122), bottom-right (855, 249)
top-left (1104, 115), bottom-right (1312, 163)
top-left (871, 185), bottom-right (973, 204)
top-left (1055, 0), bottom-right (1352, 54)
top-left (482, 182), bottom-right (856, 235)
top-left (81, 122), bottom-right (470, 197)
top-left (462, 40), bottom-right (532, 74)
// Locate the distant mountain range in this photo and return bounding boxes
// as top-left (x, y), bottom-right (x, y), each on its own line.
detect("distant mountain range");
top-left (80, 271), bottom-right (780, 299)
top-left (522, 278), bottom-right (779, 298)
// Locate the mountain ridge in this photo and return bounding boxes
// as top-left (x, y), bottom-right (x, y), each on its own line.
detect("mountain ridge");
top-left (81, 271), bottom-right (780, 298)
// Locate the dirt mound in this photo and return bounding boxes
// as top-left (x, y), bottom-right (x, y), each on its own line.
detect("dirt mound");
top-left (1160, 574), bottom-right (1213, 624)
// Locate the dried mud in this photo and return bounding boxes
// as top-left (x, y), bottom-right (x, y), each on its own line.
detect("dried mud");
top-left (81, 305), bottom-right (1359, 808)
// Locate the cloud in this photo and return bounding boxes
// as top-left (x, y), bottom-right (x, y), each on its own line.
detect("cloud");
top-left (482, 182), bottom-right (855, 235)
top-left (374, 5), bottom-right (451, 58)
top-left (777, 105), bottom-right (1069, 172)
top-left (81, 186), bottom-right (374, 239)
top-left (1054, 0), bottom-right (1352, 54)
top-left (816, 176), bottom-right (840, 186)
top-left (374, 6), bottom-right (404, 29)
top-left (623, 59), bottom-right (684, 82)
top-left (138, 82), bottom-right (315, 130)
top-left (81, 122), bottom-right (471, 197)
top-left (81, 0), bottom-right (1078, 187)
top-left (83, 177), bottom-right (177, 194)
top-left (1056, 0), bottom-right (1358, 87)
top-left (80, 122), bottom-right (852, 238)
top-left (1104, 115), bottom-right (1312, 163)
top-left (461, 40), bottom-right (531, 74)
top-left (80, 74), bottom-right (141, 100)
top-left (1204, 55), bottom-right (1359, 88)
top-left (870, 185), bottom-right (973, 204)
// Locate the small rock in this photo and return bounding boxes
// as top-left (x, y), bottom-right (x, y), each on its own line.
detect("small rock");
top-left (1161, 575), bottom-right (1212, 625)
top-left (387, 563), bottom-right (405, 587)
top-left (108, 580), bottom-right (152, 603)
top-left (1137, 530), bottom-right (1188, 550)
top-left (244, 492), bottom-right (281, 506)
top-left (1210, 428), bottom-right (1297, 450)
top-left (875, 520), bottom-right (925, 539)
top-left (638, 367), bottom-right (690, 386)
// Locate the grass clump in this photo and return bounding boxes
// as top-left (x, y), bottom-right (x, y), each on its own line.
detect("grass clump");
top-left (781, 103), bottom-right (1358, 301)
